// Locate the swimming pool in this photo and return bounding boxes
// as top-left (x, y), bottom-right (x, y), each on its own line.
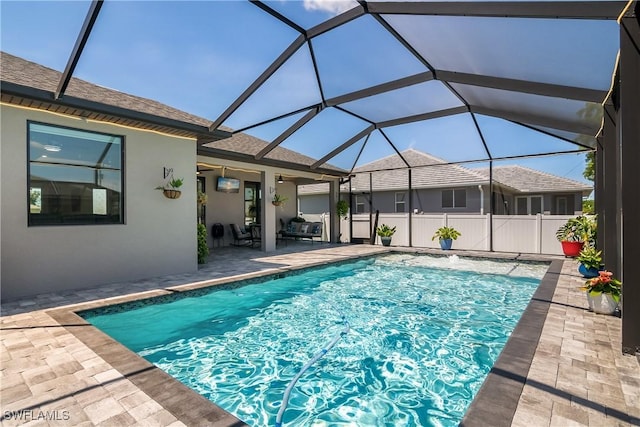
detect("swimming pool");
top-left (82, 254), bottom-right (548, 426)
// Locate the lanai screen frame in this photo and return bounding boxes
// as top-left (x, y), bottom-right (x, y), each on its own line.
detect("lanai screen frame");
top-left (28, 0), bottom-right (640, 354)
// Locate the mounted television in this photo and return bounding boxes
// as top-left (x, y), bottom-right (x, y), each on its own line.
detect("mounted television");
top-left (216, 176), bottom-right (240, 193)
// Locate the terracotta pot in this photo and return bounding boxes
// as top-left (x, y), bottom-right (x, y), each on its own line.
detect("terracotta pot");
top-left (561, 241), bottom-right (583, 257)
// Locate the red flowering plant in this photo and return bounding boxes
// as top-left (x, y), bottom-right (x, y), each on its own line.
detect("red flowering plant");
top-left (580, 270), bottom-right (622, 303)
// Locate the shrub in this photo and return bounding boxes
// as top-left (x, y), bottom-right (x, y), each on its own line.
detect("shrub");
top-left (197, 223), bottom-right (209, 264)
top-left (432, 226), bottom-right (461, 241)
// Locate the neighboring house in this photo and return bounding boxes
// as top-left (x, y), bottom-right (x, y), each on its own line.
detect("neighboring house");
top-left (0, 52), bottom-right (340, 301)
top-left (298, 149), bottom-right (592, 216)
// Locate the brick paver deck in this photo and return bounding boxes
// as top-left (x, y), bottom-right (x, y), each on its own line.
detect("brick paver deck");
top-left (1, 244), bottom-right (638, 426)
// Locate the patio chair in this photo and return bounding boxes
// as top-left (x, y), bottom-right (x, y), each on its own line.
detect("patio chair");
top-left (230, 224), bottom-right (253, 246)
top-left (250, 224), bottom-right (262, 248)
top-left (277, 218), bottom-right (287, 246)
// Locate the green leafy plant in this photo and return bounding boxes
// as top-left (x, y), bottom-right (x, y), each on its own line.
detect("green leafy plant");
top-left (197, 190), bottom-right (207, 205)
top-left (577, 246), bottom-right (603, 270)
top-left (556, 214), bottom-right (597, 245)
top-left (376, 224), bottom-right (396, 237)
top-left (432, 226), bottom-right (461, 241)
top-left (580, 270), bottom-right (621, 303)
top-left (197, 223), bottom-right (209, 264)
top-left (336, 200), bottom-right (349, 219)
top-left (29, 190), bottom-right (41, 206)
top-left (291, 216), bottom-right (305, 223)
top-left (156, 177), bottom-right (184, 190)
top-left (272, 193), bottom-right (288, 206)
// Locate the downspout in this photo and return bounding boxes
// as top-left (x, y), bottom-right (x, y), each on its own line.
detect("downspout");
top-left (409, 169), bottom-right (413, 247)
top-left (478, 185), bottom-right (484, 215)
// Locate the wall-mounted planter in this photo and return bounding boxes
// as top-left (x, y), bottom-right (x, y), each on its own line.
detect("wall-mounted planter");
top-left (272, 201), bottom-right (282, 207)
top-left (163, 189), bottom-right (182, 199)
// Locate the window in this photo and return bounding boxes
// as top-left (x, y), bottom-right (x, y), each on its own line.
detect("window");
top-left (442, 189), bottom-right (466, 208)
top-left (244, 182), bottom-right (260, 226)
top-left (395, 192), bottom-right (406, 213)
top-left (355, 195), bottom-right (365, 213)
top-left (28, 122), bottom-right (123, 225)
top-left (556, 196), bottom-right (568, 215)
top-left (515, 195), bottom-right (543, 215)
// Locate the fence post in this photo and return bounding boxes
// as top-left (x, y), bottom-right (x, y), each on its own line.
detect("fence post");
top-left (486, 214), bottom-right (491, 251)
top-left (536, 214), bottom-right (542, 254)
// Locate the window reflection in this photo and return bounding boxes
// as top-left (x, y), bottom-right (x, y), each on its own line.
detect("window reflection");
top-left (28, 122), bottom-right (123, 225)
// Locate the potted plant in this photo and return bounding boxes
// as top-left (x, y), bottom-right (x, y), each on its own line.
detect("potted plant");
top-left (197, 190), bottom-right (208, 205)
top-left (555, 214), bottom-right (597, 257)
top-left (336, 200), bottom-right (349, 220)
top-left (432, 226), bottom-right (461, 250)
top-left (576, 246), bottom-right (603, 278)
top-left (336, 200), bottom-right (349, 243)
top-left (156, 177), bottom-right (184, 199)
top-left (197, 223), bottom-right (209, 264)
top-left (272, 194), bottom-right (288, 207)
top-left (376, 224), bottom-right (396, 247)
top-left (580, 270), bottom-right (621, 314)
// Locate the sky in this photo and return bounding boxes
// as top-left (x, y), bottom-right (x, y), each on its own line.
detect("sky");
top-left (1, 0), bottom-right (621, 189)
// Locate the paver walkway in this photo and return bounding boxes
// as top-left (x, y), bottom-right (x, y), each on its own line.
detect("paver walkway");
top-left (1, 244), bottom-right (638, 426)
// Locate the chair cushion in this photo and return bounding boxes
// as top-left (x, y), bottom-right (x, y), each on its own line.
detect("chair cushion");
top-left (311, 224), bottom-right (321, 234)
top-left (300, 224), bottom-right (309, 233)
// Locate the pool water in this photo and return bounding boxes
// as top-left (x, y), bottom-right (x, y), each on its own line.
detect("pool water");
top-left (82, 255), bottom-right (546, 426)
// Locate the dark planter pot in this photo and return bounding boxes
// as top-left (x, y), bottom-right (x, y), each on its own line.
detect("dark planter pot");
top-left (578, 264), bottom-right (602, 278)
top-left (440, 238), bottom-right (453, 250)
top-left (381, 236), bottom-right (392, 247)
top-left (561, 241), bottom-right (583, 257)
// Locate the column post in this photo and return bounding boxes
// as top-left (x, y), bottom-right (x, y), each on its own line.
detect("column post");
top-left (620, 8), bottom-right (640, 355)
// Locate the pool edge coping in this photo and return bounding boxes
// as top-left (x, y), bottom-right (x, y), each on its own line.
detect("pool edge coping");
top-left (46, 250), bottom-right (558, 427)
top-left (460, 258), bottom-right (563, 427)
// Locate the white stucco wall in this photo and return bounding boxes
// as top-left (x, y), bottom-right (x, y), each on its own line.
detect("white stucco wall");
top-left (1, 105), bottom-right (198, 301)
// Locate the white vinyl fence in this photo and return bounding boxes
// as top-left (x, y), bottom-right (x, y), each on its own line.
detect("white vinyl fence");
top-left (305, 212), bottom-right (573, 255)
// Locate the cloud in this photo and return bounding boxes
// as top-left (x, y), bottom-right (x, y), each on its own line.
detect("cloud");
top-left (303, 0), bottom-right (355, 15)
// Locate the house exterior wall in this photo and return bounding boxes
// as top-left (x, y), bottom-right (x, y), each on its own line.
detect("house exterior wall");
top-left (1, 104), bottom-right (198, 301)
top-left (299, 194), bottom-right (329, 216)
top-left (299, 186), bottom-right (486, 215)
top-left (299, 187), bottom-right (583, 217)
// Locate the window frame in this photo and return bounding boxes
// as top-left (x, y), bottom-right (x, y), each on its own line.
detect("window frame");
top-left (515, 195), bottom-right (543, 215)
top-left (394, 191), bottom-right (406, 213)
top-left (27, 120), bottom-right (125, 226)
top-left (355, 195), bottom-right (365, 214)
top-left (441, 188), bottom-right (467, 209)
top-left (556, 196), bottom-right (568, 215)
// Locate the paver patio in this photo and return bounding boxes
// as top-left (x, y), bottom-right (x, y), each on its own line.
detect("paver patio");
top-left (1, 244), bottom-right (638, 426)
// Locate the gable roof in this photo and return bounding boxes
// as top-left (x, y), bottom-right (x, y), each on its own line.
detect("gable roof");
top-left (356, 148), bottom-right (487, 188)
top-left (475, 165), bottom-right (592, 195)
top-left (0, 51), bottom-right (225, 139)
top-left (299, 149), bottom-right (592, 195)
top-left (203, 132), bottom-right (339, 169)
top-left (0, 52), bottom-right (344, 175)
